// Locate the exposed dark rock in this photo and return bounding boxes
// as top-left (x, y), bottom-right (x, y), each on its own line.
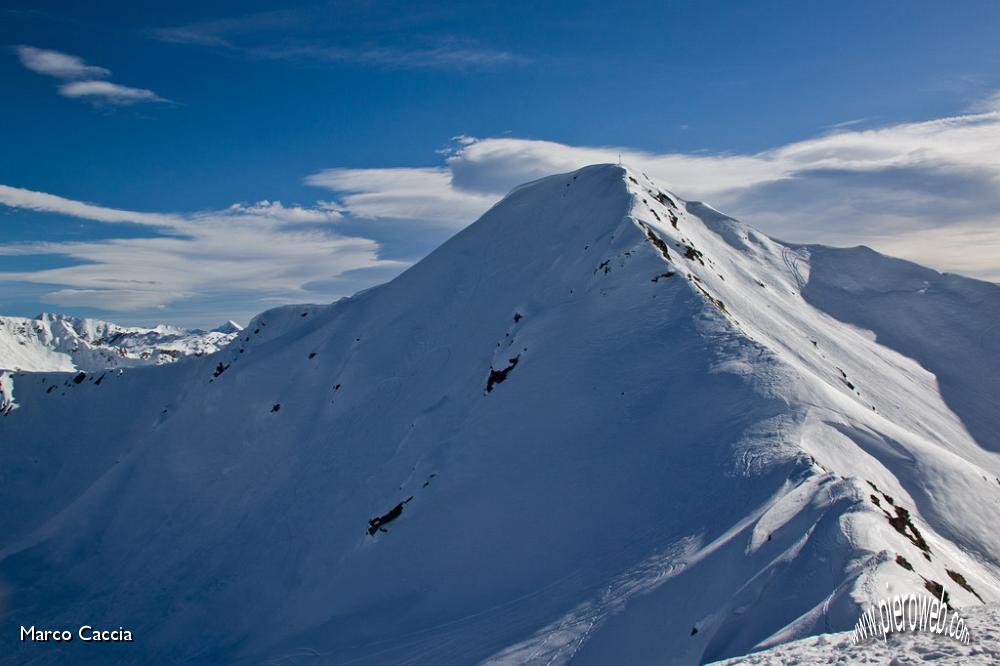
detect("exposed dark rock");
top-left (655, 191), bottom-right (677, 208)
top-left (690, 280), bottom-right (727, 313)
top-left (923, 579), bottom-right (951, 607)
top-left (683, 245), bottom-right (705, 265)
top-left (946, 569), bottom-right (984, 602)
top-left (486, 355), bottom-right (521, 393)
top-left (882, 502), bottom-right (930, 554)
top-left (638, 222), bottom-right (671, 261)
top-left (367, 496), bottom-right (413, 535)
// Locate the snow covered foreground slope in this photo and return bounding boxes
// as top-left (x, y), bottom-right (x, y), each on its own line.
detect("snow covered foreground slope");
top-left (0, 312), bottom-right (241, 373)
top-left (708, 604), bottom-right (1000, 665)
top-left (1, 165), bottom-right (999, 665)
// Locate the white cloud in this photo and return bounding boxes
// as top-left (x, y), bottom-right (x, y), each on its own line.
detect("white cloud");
top-left (305, 167), bottom-right (496, 226)
top-left (0, 188), bottom-right (403, 314)
top-left (222, 200), bottom-right (342, 223)
top-left (307, 107), bottom-right (1000, 281)
top-left (57, 80), bottom-right (168, 105)
top-left (14, 45), bottom-right (110, 79)
top-left (0, 184), bottom-right (181, 226)
top-left (14, 45), bottom-right (169, 106)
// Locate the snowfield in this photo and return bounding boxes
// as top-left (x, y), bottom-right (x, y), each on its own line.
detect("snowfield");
top-left (1, 165), bottom-right (998, 665)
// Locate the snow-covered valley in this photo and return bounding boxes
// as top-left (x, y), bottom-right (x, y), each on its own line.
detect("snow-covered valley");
top-left (2, 164), bottom-right (999, 665)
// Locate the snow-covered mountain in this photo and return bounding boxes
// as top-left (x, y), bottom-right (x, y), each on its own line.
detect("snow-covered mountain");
top-left (1, 165), bottom-right (999, 665)
top-left (0, 312), bottom-right (242, 373)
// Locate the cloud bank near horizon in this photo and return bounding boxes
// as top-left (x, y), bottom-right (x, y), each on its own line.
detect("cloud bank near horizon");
top-left (0, 188), bottom-right (402, 323)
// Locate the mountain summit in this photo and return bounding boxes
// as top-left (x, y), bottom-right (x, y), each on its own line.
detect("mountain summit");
top-left (2, 164), bottom-right (998, 664)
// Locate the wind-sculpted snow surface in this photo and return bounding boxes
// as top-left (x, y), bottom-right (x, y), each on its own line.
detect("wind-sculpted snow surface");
top-left (1, 165), bottom-right (999, 665)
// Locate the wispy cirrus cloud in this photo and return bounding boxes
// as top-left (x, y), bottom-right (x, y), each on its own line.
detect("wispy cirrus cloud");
top-left (152, 8), bottom-right (307, 47)
top-left (244, 38), bottom-right (529, 69)
top-left (12, 45), bottom-right (170, 106)
top-left (306, 98), bottom-right (1000, 282)
top-left (0, 188), bottom-right (399, 320)
top-left (152, 8), bottom-right (528, 70)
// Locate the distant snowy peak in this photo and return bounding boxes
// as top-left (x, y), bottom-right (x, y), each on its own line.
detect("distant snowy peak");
top-left (0, 312), bottom-right (241, 373)
top-left (212, 320), bottom-right (244, 335)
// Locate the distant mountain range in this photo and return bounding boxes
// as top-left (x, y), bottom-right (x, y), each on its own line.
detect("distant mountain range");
top-left (0, 312), bottom-right (242, 373)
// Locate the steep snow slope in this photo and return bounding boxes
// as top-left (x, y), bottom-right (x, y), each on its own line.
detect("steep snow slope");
top-left (798, 246), bottom-right (1000, 454)
top-left (0, 313), bottom-right (241, 372)
top-left (1, 165), bottom-right (999, 665)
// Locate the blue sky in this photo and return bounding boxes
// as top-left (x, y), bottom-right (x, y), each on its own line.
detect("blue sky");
top-left (3, 1), bottom-right (1000, 328)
